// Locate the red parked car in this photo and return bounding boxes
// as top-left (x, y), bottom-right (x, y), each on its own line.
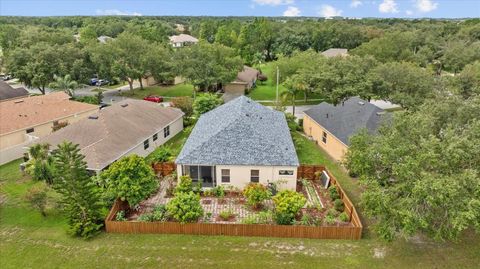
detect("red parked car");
top-left (143, 95), bottom-right (163, 103)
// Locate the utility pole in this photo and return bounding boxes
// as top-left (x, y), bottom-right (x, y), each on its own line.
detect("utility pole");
top-left (275, 66), bottom-right (279, 108)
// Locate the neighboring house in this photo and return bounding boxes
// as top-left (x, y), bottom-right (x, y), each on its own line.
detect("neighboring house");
top-left (169, 34), bottom-right (198, 48)
top-left (176, 96), bottom-right (299, 190)
top-left (223, 66), bottom-right (259, 102)
top-left (32, 100), bottom-right (184, 173)
top-left (321, 48), bottom-right (349, 58)
top-left (303, 97), bottom-right (390, 161)
top-left (0, 81), bottom-right (29, 102)
top-left (140, 75), bottom-right (186, 87)
top-left (97, 35), bottom-right (113, 44)
top-left (0, 92), bottom-right (98, 165)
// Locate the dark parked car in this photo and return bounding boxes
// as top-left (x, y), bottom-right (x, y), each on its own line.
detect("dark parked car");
top-left (96, 79), bottom-right (110, 86)
top-left (143, 95), bottom-right (163, 103)
top-left (90, 78), bottom-right (98, 86)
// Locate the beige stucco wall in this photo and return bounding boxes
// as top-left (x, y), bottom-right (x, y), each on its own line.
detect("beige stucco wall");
top-left (224, 83), bottom-right (247, 95)
top-left (141, 76), bottom-right (158, 87)
top-left (0, 109), bottom-right (96, 151)
top-left (0, 109), bottom-right (97, 164)
top-left (177, 164), bottom-right (298, 191)
top-left (123, 116), bottom-right (183, 159)
top-left (303, 114), bottom-right (348, 161)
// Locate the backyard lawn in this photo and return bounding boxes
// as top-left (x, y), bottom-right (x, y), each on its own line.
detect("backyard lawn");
top-left (121, 83), bottom-right (194, 100)
top-left (1, 144), bottom-right (479, 268)
top-left (248, 62), bottom-right (324, 104)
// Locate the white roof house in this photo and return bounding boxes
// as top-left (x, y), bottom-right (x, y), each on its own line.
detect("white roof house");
top-left (169, 34), bottom-right (199, 48)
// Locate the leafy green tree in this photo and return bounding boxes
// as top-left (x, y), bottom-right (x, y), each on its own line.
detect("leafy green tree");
top-left (454, 61), bottom-right (480, 98)
top-left (166, 191), bottom-right (204, 223)
top-left (171, 96), bottom-right (194, 117)
top-left (243, 183), bottom-right (271, 209)
top-left (175, 42), bottom-right (243, 92)
top-left (345, 95), bottom-right (480, 241)
top-left (52, 142), bottom-right (104, 238)
top-left (100, 155), bottom-right (158, 207)
top-left (193, 93), bottom-right (223, 115)
top-left (273, 190), bottom-right (306, 225)
top-left (49, 74), bottom-right (78, 97)
top-left (25, 143), bottom-right (55, 184)
top-left (369, 61), bottom-right (435, 109)
top-left (441, 41), bottom-right (480, 74)
top-left (174, 175), bottom-right (194, 194)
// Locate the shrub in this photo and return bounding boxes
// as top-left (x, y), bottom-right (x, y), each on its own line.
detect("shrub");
top-left (274, 211), bottom-right (295, 225)
top-left (219, 209), bottom-right (234, 221)
top-left (211, 185), bottom-right (225, 198)
top-left (329, 186), bottom-right (340, 200)
top-left (115, 210), bottom-right (127, 221)
top-left (334, 199), bottom-right (345, 212)
top-left (298, 118), bottom-right (303, 129)
top-left (324, 214), bottom-right (336, 225)
top-left (166, 192), bottom-right (204, 223)
top-left (174, 175), bottom-right (193, 194)
top-left (339, 212), bottom-right (350, 222)
top-left (25, 185), bottom-right (48, 216)
top-left (272, 190), bottom-right (306, 224)
top-left (148, 147), bottom-right (172, 163)
top-left (243, 183), bottom-right (271, 209)
top-left (171, 96), bottom-right (194, 117)
top-left (193, 93), bottom-right (223, 115)
top-left (285, 113), bottom-right (300, 131)
top-left (138, 205), bottom-right (168, 222)
top-left (241, 211), bottom-right (273, 224)
top-left (100, 155), bottom-right (158, 207)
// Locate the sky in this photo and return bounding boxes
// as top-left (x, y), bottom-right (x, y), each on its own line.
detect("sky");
top-left (0, 0), bottom-right (479, 18)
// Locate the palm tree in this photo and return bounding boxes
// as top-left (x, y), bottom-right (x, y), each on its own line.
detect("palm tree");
top-left (26, 143), bottom-right (55, 184)
top-left (282, 74), bottom-right (305, 116)
top-left (49, 75), bottom-right (78, 97)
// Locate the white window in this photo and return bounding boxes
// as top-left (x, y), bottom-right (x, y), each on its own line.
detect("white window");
top-left (164, 126), bottom-right (170, 138)
top-left (221, 169), bottom-right (230, 183)
top-left (322, 131), bottom-right (327, 144)
top-left (143, 139), bottom-right (149, 150)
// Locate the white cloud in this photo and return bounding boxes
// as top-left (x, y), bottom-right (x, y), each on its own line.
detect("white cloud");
top-left (319, 5), bottom-right (343, 18)
top-left (95, 9), bottom-right (142, 16)
top-left (406, 10), bottom-right (413, 15)
top-left (283, 6), bottom-right (301, 16)
top-left (379, 0), bottom-right (399, 13)
top-left (252, 0), bottom-right (294, 6)
top-left (415, 0), bottom-right (438, 13)
top-left (350, 0), bottom-right (363, 8)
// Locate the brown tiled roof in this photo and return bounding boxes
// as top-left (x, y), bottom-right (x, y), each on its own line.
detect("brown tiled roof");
top-left (0, 81), bottom-right (29, 101)
top-left (0, 92), bottom-right (98, 135)
top-left (33, 99), bottom-right (184, 171)
top-left (233, 66), bottom-right (259, 84)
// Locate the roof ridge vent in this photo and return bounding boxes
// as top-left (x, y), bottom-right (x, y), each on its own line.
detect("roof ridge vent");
top-left (121, 103), bottom-right (128, 108)
top-left (376, 111), bottom-right (386, 116)
top-left (14, 100), bottom-right (24, 104)
top-left (358, 101), bottom-right (365, 105)
top-left (89, 115), bottom-right (99, 120)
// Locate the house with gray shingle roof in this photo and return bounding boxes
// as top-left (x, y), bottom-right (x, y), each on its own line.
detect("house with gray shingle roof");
top-left (176, 96), bottom-right (299, 190)
top-left (303, 96), bottom-right (390, 161)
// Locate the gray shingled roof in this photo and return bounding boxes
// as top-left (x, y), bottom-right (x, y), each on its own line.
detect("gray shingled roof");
top-left (176, 96), bottom-right (299, 166)
top-left (304, 97), bottom-right (390, 145)
top-left (0, 81), bottom-right (29, 101)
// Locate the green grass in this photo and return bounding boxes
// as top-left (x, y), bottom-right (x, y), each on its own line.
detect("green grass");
top-left (145, 129), bottom-right (191, 163)
top-left (248, 62), bottom-right (324, 103)
top-left (121, 84), bottom-right (194, 100)
top-left (1, 153), bottom-right (479, 268)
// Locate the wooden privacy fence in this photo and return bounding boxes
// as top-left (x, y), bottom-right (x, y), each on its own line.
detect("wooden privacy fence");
top-left (297, 164), bottom-right (325, 180)
top-left (151, 162), bottom-right (176, 176)
top-left (105, 165), bottom-right (363, 240)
